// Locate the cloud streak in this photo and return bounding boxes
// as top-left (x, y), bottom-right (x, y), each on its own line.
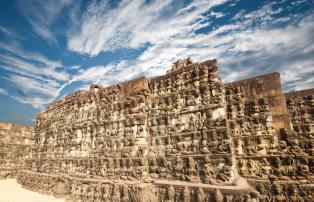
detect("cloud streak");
top-left (68, 0), bottom-right (227, 56)
top-left (0, 87), bottom-right (8, 96)
top-left (17, 0), bottom-right (73, 43)
top-left (1, 0), bottom-right (313, 113)
top-left (0, 40), bottom-right (71, 108)
top-left (67, 0), bottom-right (314, 92)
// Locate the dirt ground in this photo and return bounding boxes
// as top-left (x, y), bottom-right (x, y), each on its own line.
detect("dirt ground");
top-left (0, 179), bottom-right (65, 202)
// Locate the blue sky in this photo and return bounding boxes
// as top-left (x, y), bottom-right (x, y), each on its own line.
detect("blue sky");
top-left (0, 0), bottom-right (313, 126)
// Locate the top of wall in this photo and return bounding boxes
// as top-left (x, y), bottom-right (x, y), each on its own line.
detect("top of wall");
top-left (285, 88), bottom-right (314, 100)
top-left (224, 72), bottom-right (282, 99)
top-left (0, 120), bottom-right (33, 132)
top-left (224, 72), bottom-right (290, 135)
top-left (150, 59), bottom-right (218, 82)
top-left (43, 59), bottom-right (217, 113)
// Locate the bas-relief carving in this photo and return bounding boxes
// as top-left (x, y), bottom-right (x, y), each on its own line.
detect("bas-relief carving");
top-left (14, 58), bottom-right (314, 201)
top-left (0, 122), bottom-right (34, 179)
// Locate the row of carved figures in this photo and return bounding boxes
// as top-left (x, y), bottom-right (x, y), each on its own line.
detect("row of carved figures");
top-left (18, 171), bottom-right (259, 202)
top-left (36, 72), bottom-right (223, 131)
top-left (150, 69), bottom-right (221, 97)
top-left (38, 67), bottom-right (222, 127)
top-left (17, 171), bottom-right (314, 202)
top-left (26, 155), bottom-right (233, 184)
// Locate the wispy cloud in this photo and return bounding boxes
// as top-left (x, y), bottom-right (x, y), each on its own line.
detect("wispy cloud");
top-left (1, 0), bottom-right (313, 112)
top-left (8, 75), bottom-right (59, 98)
top-left (0, 54), bottom-right (68, 81)
top-left (67, 0), bottom-right (314, 92)
top-left (0, 26), bottom-right (15, 37)
top-left (17, 0), bottom-right (74, 43)
top-left (68, 0), bottom-right (227, 56)
top-left (0, 87), bottom-right (8, 95)
top-left (10, 96), bottom-right (50, 109)
top-left (0, 40), bottom-right (71, 108)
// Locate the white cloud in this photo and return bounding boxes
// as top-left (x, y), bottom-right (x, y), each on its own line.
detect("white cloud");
top-left (10, 96), bottom-right (49, 109)
top-left (17, 0), bottom-right (73, 43)
top-left (8, 75), bottom-right (59, 98)
top-left (0, 88), bottom-right (8, 95)
top-left (291, 0), bottom-right (307, 6)
top-left (65, 0), bottom-right (313, 93)
top-left (0, 41), bottom-right (72, 108)
top-left (0, 54), bottom-right (68, 81)
top-left (0, 26), bottom-right (15, 37)
top-left (68, 65), bottom-right (81, 70)
top-left (2, 0), bottom-right (313, 111)
top-left (68, 0), bottom-right (227, 56)
top-left (0, 87), bottom-right (47, 109)
top-left (210, 11), bottom-right (225, 18)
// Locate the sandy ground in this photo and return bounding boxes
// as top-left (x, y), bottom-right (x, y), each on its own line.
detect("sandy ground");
top-left (0, 179), bottom-right (65, 202)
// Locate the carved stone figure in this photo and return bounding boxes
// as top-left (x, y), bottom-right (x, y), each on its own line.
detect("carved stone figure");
top-left (186, 157), bottom-right (200, 182)
top-left (271, 184), bottom-right (286, 202)
top-left (11, 59), bottom-right (314, 202)
top-left (165, 186), bottom-right (175, 202)
top-left (112, 184), bottom-right (120, 202)
top-left (174, 156), bottom-right (184, 180)
top-left (182, 186), bottom-right (190, 202)
top-left (171, 57), bottom-right (193, 72)
top-left (217, 163), bottom-right (232, 183)
top-left (203, 156), bottom-right (215, 184)
top-left (195, 187), bottom-right (205, 202)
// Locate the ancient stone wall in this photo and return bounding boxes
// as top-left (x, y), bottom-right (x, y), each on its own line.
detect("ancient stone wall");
top-left (225, 72), bottom-right (291, 136)
top-left (285, 88), bottom-right (314, 159)
top-left (0, 121), bottom-right (33, 179)
top-left (225, 76), bottom-right (314, 201)
top-left (148, 59), bottom-right (235, 186)
top-left (16, 58), bottom-right (314, 201)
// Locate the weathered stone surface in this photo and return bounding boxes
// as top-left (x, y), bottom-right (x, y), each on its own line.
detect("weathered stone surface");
top-left (285, 88), bottom-right (314, 159)
top-left (0, 121), bottom-right (33, 179)
top-left (9, 58), bottom-right (314, 201)
top-left (225, 72), bottom-right (291, 136)
top-left (225, 74), bottom-right (314, 201)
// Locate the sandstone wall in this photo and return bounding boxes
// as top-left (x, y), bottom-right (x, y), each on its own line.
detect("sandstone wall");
top-left (285, 88), bottom-right (314, 100)
top-left (16, 58), bottom-right (314, 201)
top-left (285, 88), bottom-right (314, 157)
top-left (224, 77), bottom-right (314, 201)
top-left (225, 72), bottom-right (291, 137)
top-left (0, 121), bottom-right (33, 179)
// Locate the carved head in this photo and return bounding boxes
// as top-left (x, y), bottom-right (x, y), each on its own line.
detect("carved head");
top-left (273, 184), bottom-right (283, 194)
